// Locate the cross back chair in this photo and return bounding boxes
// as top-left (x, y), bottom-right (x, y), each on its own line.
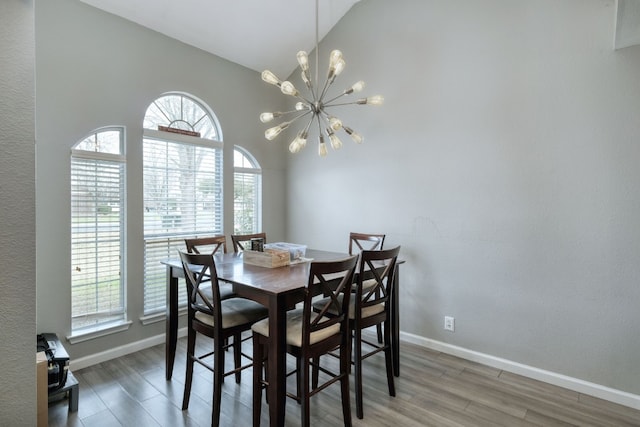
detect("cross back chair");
top-left (349, 232), bottom-right (386, 342)
top-left (348, 232), bottom-right (386, 255)
top-left (350, 246), bottom-right (400, 419)
top-left (251, 255), bottom-right (358, 427)
top-left (178, 250), bottom-right (268, 427)
top-left (184, 235), bottom-right (228, 255)
top-left (184, 235), bottom-right (235, 301)
top-left (230, 232), bottom-right (266, 253)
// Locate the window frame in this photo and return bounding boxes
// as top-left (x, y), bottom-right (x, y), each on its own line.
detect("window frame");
top-left (69, 126), bottom-right (129, 340)
top-left (142, 93), bottom-right (224, 317)
top-left (233, 146), bottom-right (262, 234)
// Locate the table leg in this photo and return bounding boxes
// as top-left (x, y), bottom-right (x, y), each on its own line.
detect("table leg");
top-left (267, 295), bottom-right (287, 427)
top-left (166, 265), bottom-right (179, 380)
top-left (392, 264), bottom-right (400, 377)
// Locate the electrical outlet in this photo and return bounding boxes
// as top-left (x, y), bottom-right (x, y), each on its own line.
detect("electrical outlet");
top-left (444, 316), bottom-right (455, 332)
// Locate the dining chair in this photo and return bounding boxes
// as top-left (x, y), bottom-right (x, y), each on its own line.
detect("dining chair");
top-left (230, 232), bottom-right (266, 253)
top-left (251, 255), bottom-right (358, 427)
top-left (184, 235), bottom-right (228, 255)
top-left (184, 235), bottom-right (235, 301)
top-left (349, 232), bottom-right (386, 343)
top-left (178, 250), bottom-right (268, 427)
top-left (312, 246), bottom-right (400, 419)
top-left (348, 232), bottom-right (385, 255)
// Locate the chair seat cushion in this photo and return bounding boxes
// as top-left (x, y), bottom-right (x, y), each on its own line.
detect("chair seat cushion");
top-left (195, 298), bottom-right (267, 329)
top-left (251, 308), bottom-right (340, 347)
top-left (312, 294), bottom-right (384, 320)
top-left (197, 280), bottom-right (235, 302)
top-left (359, 278), bottom-right (377, 292)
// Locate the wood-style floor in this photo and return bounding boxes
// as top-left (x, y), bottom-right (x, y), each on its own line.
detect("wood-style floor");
top-left (48, 333), bottom-right (640, 426)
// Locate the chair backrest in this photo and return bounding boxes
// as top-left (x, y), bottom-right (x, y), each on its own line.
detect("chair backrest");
top-left (230, 232), bottom-right (266, 253)
top-left (178, 250), bottom-right (223, 325)
top-left (184, 235), bottom-right (227, 255)
top-left (355, 246), bottom-right (400, 317)
top-left (349, 232), bottom-right (385, 255)
top-left (302, 256), bottom-right (358, 348)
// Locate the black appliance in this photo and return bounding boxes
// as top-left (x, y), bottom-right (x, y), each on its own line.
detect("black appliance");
top-left (36, 333), bottom-right (69, 392)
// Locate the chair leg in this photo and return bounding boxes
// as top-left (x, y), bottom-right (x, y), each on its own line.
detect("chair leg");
top-left (182, 329), bottom-right (196, 410)
top-left (376, 288), bottom-right (383, 344)
top-left (384, 321), bottom-right (396, 397)
top-left (300, 355), bottom-right (311, 427)
top-left (252, 333), bottom-right (263, 427)
top-left (234, 333), bottom-right (242, 383)
top-left (212, 335), bottom-right (224, 427)
top-left (296, 355), bottom-right (304, 405)
top-left (354, 326), bottom-right (364, 419)
top-left (311, 356), bottom-right (320, 389)
top-left (340, 341), bottom-right (352, 427)
top-left (376, 323), bottom-right (383, 344)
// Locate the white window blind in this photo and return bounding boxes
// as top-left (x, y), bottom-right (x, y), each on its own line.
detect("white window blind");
top-left (71, 128), bottom-right (125, 332)
top-left (142, 93), bottom-right (223, 315)
top-left (234, 147), bottom-right (262, 234)
top-left (143, 137), bottom-right (223, 314)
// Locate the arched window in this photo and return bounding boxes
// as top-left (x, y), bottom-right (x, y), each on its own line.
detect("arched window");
top-left (234, 147), bottom-right (262, 234)
top-left (70, 127), bottom-right (126, 333)
top-left (142, 93), bottom-right (223, 315)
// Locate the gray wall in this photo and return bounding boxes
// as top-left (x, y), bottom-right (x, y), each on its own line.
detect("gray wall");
top-left (0, 0), bottom-right (36, 423)
top-left (35, 0), bottom-right (287, 359)
top-left (286, 0), bottom-right (640, 395)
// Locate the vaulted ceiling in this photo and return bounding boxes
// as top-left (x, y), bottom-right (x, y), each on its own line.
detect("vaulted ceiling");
top-left (78, 0), bottom-right (638, 78)
top-left (77, 0), bottom-right (360, 78)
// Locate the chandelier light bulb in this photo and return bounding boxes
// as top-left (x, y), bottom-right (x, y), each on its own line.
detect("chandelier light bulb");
top-left (289, 139), bottom-right (303, 154)
top-left (301, 71), bottom-right (312, 88)
top-left (328, 130), bottom-right (343, 150)
top-left (351, 81), bottom-right (365, 93)
top-left (261, 70), bottom-right (282, 86)
top-left (328, 116), bottom-right (343, 131)
top-left (260, 112), bottom-right (275, 123)
top-left (265, 121), bottom-right (290, 140)
top-left (289, 131), bottom-right (308, 153)
top-left (296, 51), bottom-right (309, 71)
top-left (295, 102), bottom-right (307, 111)
top-left (329, 50), bottom-right (343, 68)
top-left (366, 95), bottom-right (385, 106)
top-left (318, 140), bottom-right (328, 157)
top-left (344, 126), bottom-right (363, 144)
top-left (334, 58), bottom-right (346, 76)
top-left (280, 81), bottom-right (299, 97)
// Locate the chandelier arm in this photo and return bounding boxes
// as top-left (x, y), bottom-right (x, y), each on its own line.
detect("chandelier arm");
top-left (318, 109), bottom-right (344, 132)
top-left (322, 92), bottom-right (350, 105)
top-left (316, 114), bottom-right (323, 140)
top-left (293, 93), bottom-right (315, 105)
top-left (301, 114), bottom-right (316, 137)
top-left (280, 107), bottom-right (310, 115)
top-left (291, 110), bottom-right (314, 123)
top-left (323, 100), bottom-right (361, 108)
top-left (318, 76), bottom-right (334, 105)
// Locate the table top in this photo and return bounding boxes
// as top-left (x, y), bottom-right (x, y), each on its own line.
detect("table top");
top-left (163, 248), bottom-right (353, 296)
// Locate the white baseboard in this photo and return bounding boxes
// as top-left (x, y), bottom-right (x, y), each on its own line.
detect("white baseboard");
top-left (401, 331), bottom-right (640, 411)
top-left (70, 327), bottom-right (188, 372)
top-left (69, 327), bottom-right (640, 411)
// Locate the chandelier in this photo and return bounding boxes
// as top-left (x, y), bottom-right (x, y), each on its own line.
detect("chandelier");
top-left (259, 0), bottom-right (383, 157)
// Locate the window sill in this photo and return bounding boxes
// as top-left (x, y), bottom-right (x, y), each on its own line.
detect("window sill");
top-left (66, 320), bottom-right (133, 345)
top-left (139, 307), bottom-right (187, 326)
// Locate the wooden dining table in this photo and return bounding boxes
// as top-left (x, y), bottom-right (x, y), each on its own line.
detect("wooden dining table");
top-left (162, 248), bottom-right (402, 427)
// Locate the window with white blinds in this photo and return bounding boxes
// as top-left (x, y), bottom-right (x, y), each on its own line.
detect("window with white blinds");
top-left (70, 127), bottom-right (126, 332)
top-left (142, 93), bottom-right (223, 315)
top-left (234, 147), bottom-right (262, 234)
